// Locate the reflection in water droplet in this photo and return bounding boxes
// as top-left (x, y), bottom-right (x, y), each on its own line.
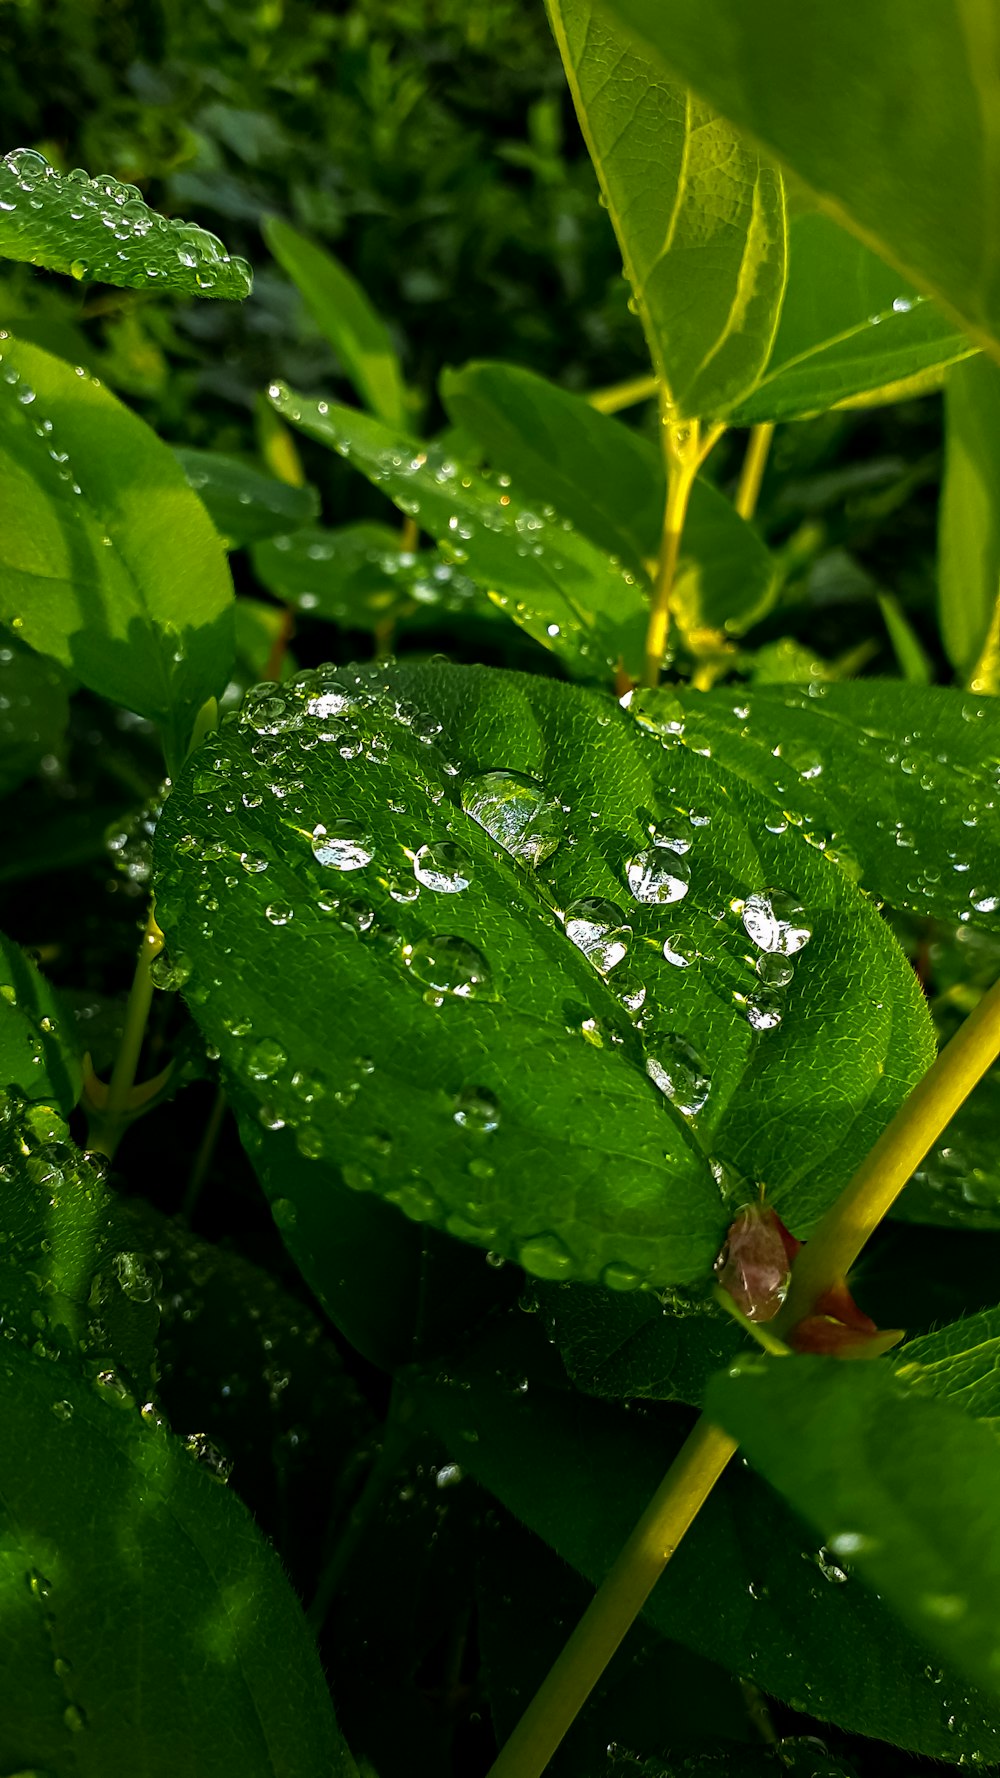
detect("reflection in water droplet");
top-left (564, 898), bottom-right (631, 973)
top-left (461, 769), bottom-right (565, 868)
top-left (745, 991), bottom-right (784, 1032)
top-left (311, 820), bottom-right (374, 870)
top-left (756, 954), bottom-right (795, 987)
top-left (645, 1037), bottom-right (711, 1115)
top-left (405, 935), bottom-right (492, 999)
top-left (112, 1250), bottom-right (161, 1303)
top-left (742, 889), bottom-right (812, 955)
top-left (413, 841), bottom-right (473, 893)
top-left (265, 901), bottom-right (294, 926)
top-left (519, 1232), bottom-right (574, 1280)
top-left (453, 1086), bottom-right (500, 1132)
top-left (626, 848), bottom-right (690, 905)
top-left (183, 1431), bottom-right (233, 1481)
top-left (247, 1038), bottom-right (287, 1080)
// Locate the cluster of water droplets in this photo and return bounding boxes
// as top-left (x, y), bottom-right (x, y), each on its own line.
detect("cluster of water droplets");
top-left (262, 527), bottom-right (482, 624)
top-left (0, 148), bottom-right (252, 295)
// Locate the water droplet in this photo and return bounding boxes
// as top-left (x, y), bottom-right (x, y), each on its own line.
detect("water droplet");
top-left (405, 935), bottom-right (492, 999)
top-left (412, 841), bottom-right (473, 893)
top-left (744, 991), bottom-right (784, 1032)
top-left (601, 1260), bottom-right (644, 1291)
top-left (112, 1250), bottom-right (160, 1304)
top-left (453, 1086), bottom-right (500, 1132)
top-left (626, 848), bottom-right (690, 905)
top-left (272, 1197), bottom-right (297, 1231)
top-left (564, 898), bottom-right (631, 973)
top-left (742, 889), bottom-right (812, 955)
top-left (63, 1703), bottom-right (87, 1733)
top-left (645, 1037), bottom-right (711, 1115)
top-left (311, 820), bottom-right (374, 870)
top-left (461, 769), bottom-right (565, 867)
top-left (51, 1399), bottom-right (73, 1422)
top-left (756, 954), bottom-right (795, 988)
top-left (149, 950), bottom-right (192, 992)
top-left (183, 1431), bottom-right (233, 1482)
top-left (519, 1232), bottom-right (574, 1280)
top-left (247, 1038), bottom-right (287, 1080)
top-left (662, 933), bottom-right (697, 968)
top-left (265, 900), bottom-right (294, 925)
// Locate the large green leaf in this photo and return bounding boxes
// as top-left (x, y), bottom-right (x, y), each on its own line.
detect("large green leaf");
top-left (412, 1310), bottom-right (1000, 1760)
top-left (896, 1303), bottom-right (1000, 1427)
top-left (546, 0), bottom-right (787, 419)
top-left (0, 1090), bottom-right (349, 1774)
top-left (175, 447), bottom-right (319, 548)
top-left (268, 386), bottom-right (650, 677)
top-left (0, 334), bottom-right (234, 772)
top-left (939, 356), bottom-right (1000, 682)
top-left (707, 1353), bottom-right (1000, 1705)
top-left (440, 361), bottom-right (777, 638)
top-left (264, 215), bottom-right (408, 429)
top-left (660, 681), bottom-right (1000, 931)
top-left (0, 935), bottom-right (81, 1112)
top-left (0, 148), bottom-right (252, 298)
top-left (597, 0), bottom-right (1000, 362)
top-left (728, 213), bottom-right (975, 424)
top-left (252, 522), bottom-right (500, 636)
top-left (154, 660), bottom-right (930, 1298)
top-left (0, 635), bottom-right (70, 798)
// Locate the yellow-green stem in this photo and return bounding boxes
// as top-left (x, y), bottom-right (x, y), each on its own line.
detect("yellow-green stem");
top-left (89, 904), bottom-right (163, 1159)
top-left (734, 422), bottom-right (775, 521)
top-left (587, 371), bottom-right (659, 416)
top-left (642, 420), bottom-right (725, 689)
top-left (486, 1419), bottom-right (737, 1778)
top-left (968, 592), bottom-right (1000, 695)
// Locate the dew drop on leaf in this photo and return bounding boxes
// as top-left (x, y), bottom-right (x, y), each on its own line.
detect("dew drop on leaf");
top-left (644, 1037), bottom-right (711, 1116)
top-left (311, 820), bottom-right (374, 870)
top-left (742, 888), bottom-right (813, 955)
top-left (518, 1232), bottom-right (574, 1280)
top-left (564, 897), bottom-right (631, 972)
top-left (412, 841), bottom-right (473, 893)
top-left (625, 848), bottom-right (691, 905)
top-left (460, 768), bottom-right (564, 867)
top-left (405, 934), bottom-right (492, 998)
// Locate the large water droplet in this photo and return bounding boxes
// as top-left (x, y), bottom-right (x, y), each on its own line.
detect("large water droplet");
top-left (742, 889), bottom-right (812, 955)
top-left (405, 935), bottom-right (492, 999)
top-left (413, 841), bottom-right (473, 893)
top-left (645, 1037), bottom-right (711, 1115)
top-left (453, 1086), bottom-right (500, 1132)
top-left (461, 769), bottom-right (564, 867)
top-left (564, 898), bottom-right (631, 973)
top-left (626, 848), bottom-right (690, 905)
top-left (112, 1250), bottom-right (161, 1304)
top-left (519, 1232), bottom-right (574, 1280)
top-left (311, 820), bottom-right (374, 870)
top-left (247, 1037), bottom-right (287, 1080)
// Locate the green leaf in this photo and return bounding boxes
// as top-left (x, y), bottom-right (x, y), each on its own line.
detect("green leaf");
top-left (268, 385), bottom-right (650, 676)
top-left (264, 215), bottom-right (408, 429)
top-left (539, 1279), bottom-right (742, 1406)
top-left (727, 214), bottom-right (975, 424)
top-left (0, 635), bottom-right (70, 799)
top-left (939, 356), bottom-right (1000, 682)
top-left (877, 592), bottom-right (933, 685)
top-left (707, 1353), bottom-right (1000, 1705)
top-left (440, 360), bottom-right (778, 637)
top-left (154, 660), bottom-right (930, 1295)
top-left (252, 522), bottom-right (499, 635)
top-left (0, 334), bottom-right (234, 773)
top-left (896, 1304), bottom-right (1000, 1427)
top-left (547, 0), bottom-right (787, 419)
top-left (0, 936), bottom-right (81, 1113)
top-left (175, 447), bottom-right (319, 547)
top-left (661, 680), bottom-right (1000, 932)
top-left (413, 1311), bottom-right (1000, 1760)
top-left (0, 147), bottom-right (252, 298)
top-left (597, 0), bottom-right (1000, 362)
top-left (895, 1044), bottom-right (1000, 1232)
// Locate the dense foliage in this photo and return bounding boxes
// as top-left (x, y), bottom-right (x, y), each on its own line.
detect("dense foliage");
top-left (2, 3), bottom-right (1000, 1776)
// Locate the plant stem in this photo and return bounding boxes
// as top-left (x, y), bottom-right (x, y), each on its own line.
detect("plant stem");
top-left (181, 1085), bottom-right (227, 1225)
top-left (307, 1385), bottom-right (415, 1635)
top-left (88, 903), bottom-right (163, 1159)
top-left (587, 371), bottom-right (659, 415)
top-left (734, 422), bottom-right (775, 521)
top-left (487, 1419), bottom-right (736, 1778)
top-left (263, 606), bottom-right (295, 683)
top-left (774, 969), bottom-right (1000, 1334)
top-left (968, 591), bottom-right (1000, 694)
top-left (642, 419), bottom-right (725, 689)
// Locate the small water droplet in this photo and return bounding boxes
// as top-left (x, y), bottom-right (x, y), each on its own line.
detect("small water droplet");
top-left (645, 1037), bottom-right (711, 1115)
top-left (564, 898), bottom-right (631, 973)
top-left (412, 841), bottom-right (473, 893)
top-left (405, 935), bottom-right (492, 999)
top-left (742, 889), bottom-right (812, 955)
top-left (311, 821), bottom-right (374, 870)
top-left (247, 1038), bottom-right (287, 1080)
top-left (626, 848), bottom-right (691, 905)
top-left (519, 1232), bottom-right (574, 1280)
top-left (453, 1086), bottom-right (500, 1132)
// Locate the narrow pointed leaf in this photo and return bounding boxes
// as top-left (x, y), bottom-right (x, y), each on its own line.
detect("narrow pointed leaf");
top-left (708, 1354), bottom-right (1000, 1704)
top-left (154, 661), bottom-right (930, 1299)
top-left (175, 447), bottom-right (319, 547)
top-left (0, 147), bottom-right (252, 298)
top-left (264, 215), bottom-right (408, 429)
top-left (0, 334), bottom-right (234, 771)
top-left (939, 356), bottom-right (1000, 682)
top-left (547, 0), bottom-right (787, 418)
top-left (268, 386), bottom-right (649, 677)
top-left (0, 935), bottom-right (81, 1112)
top-left (598, 0), bottom-right (1000, 362)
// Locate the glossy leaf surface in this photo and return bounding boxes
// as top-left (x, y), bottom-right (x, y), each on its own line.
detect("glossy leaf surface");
top-left (599, 0), bottom-right (1000, 361)
top-left (708, 1353), bottom-right (1000, 1703)
top-left (939, 356), bottom-right (1000, 682)
top-left (441, 360), bottom-right (777, 636)
top-left (0, 636), bottom-right (70, 799)
top-left (252, 522), bottom-right (497, 635)
top-left (175, 447), bottom-right (319, 547)
top-left (664, 681), bottom-right (1000, 931)
top-left (155, 660), bottom-right (930, 1297)
top-left (413, 1311), bottom-right (1000, 1759)
top-left (0, 935), bottom-right (81, 1112)
top-left (729, 214), bottom-right (974, 424)
top-left (547, 0), bottom-right (786, 418)
top-left (0, 147), bottom-right (252, 298)
top-left (268, 386), bottom-right (649, 676)
top-left (896, 1304), bottom-right (1000, 1427)
top-left (0, 334), bottom-right (234, 772)
top-left (264, 215), bottom-right (408, 428)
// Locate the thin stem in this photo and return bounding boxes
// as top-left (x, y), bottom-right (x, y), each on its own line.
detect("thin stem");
top-left (181, 1085), bottom-right (227, 1225)
top-left (486, 1419), bottom-right (736, 1778)
top-left (734, 422), bottom-right (775, 521)
top-left (587, 372), bottom-right (659, 416)
top-left (642, 419), bottom-right (724, 689)
top-left (968, 591), bottom-right (1000, 695)
top-left (88, 903), bottom-right (163, 1159)
top-left (263, 606), bottom-right (295, 683)
top-left (307, 1386), bottom-right (415, 1635)
top-left (774, 970), bottom-right (1000, 1335)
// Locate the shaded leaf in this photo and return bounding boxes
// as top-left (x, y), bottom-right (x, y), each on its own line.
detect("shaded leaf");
top-left (252, 522), bottom-right (500, 635)
top-left (175, 447), bottom-right (319, 547)
top-left (268, 385), bottom-right (649, 677)
top-left (539, 1278), bottom-right (741, 1406)
top-left (896, 1303), bottom-right (1000, 1428)
top-left (264, 215), bottom-right (408, 428)
top-left (547, 0), bottom-right (786, 418)
top-left (707, 1353), bottom-right (1000, 1704)
top-left (598, 0), bottom-right (1000, 361)
top-left (0, 334), bottom-right (234, 774)
top-left (0, 635), bottom-right (70, 798)
top-left (0, 147), bottom-right (252, 298)
top-left (939, 356), bottom-right (1000, 683)
top-left (0, 936), bottom-right (81, 1112)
